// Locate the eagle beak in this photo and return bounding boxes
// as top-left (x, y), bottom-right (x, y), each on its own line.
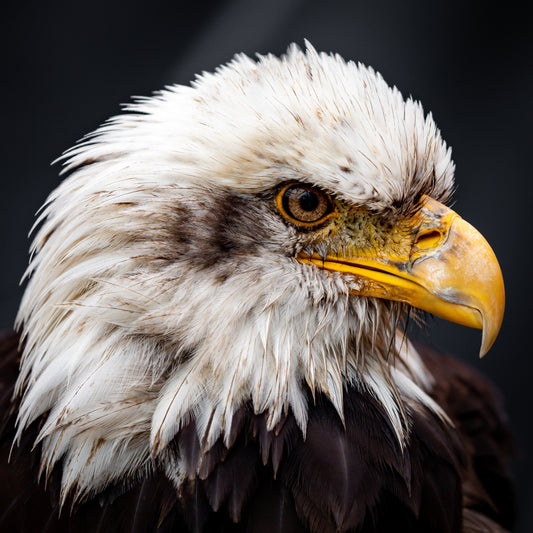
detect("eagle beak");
top-left (298, 196), bottom-right (504, 357)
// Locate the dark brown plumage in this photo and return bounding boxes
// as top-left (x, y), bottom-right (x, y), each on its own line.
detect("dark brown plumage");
top-left (0, 331), bottom-right (514, 532)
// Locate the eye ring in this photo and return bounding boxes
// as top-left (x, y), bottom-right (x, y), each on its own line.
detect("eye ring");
top-left (276, 183), bottom-right (334, 227)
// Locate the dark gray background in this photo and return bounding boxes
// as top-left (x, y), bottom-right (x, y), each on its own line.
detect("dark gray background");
top-left (1, 0), bottom-right (531, 530)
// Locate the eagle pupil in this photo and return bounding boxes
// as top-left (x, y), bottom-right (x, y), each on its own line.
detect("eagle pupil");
top-left (298, 190), bottom-right (319, 211)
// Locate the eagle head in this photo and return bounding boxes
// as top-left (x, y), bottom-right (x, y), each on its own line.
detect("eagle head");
top-left (14, 43), bottom-right (504, 502)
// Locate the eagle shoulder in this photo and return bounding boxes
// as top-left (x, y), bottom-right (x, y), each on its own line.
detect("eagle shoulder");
top-left (417, 342), bottom-right (515, 531)
top-left (0, 332), bottom-right (514, 532)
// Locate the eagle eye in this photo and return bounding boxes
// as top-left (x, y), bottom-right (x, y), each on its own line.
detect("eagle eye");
top-left (277, 183), bottom-right (333, 227)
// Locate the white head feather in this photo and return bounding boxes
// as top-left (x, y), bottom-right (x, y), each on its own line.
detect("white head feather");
top-left (15, 42), bottom-right (454, 502)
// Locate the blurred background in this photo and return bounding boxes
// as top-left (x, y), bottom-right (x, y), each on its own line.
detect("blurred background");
top-left (1, 0), bottom-right (531, 529)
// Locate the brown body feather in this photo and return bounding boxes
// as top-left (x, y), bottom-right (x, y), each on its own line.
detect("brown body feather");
top-left (0, 332), bottom-right (513, 532)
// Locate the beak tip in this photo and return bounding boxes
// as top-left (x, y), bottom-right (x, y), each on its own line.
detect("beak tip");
top-left (478, 303), bottom-right (504, 358)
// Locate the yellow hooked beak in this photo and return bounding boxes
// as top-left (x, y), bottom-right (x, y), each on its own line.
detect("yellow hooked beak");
top-left (298, 196), bottom-right (504, 356)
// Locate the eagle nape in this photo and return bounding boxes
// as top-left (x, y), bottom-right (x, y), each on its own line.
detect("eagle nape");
top-left (0, 43), bottom-right (514, 533)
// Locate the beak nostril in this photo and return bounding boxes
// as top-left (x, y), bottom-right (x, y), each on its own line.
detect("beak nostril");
top-left (415, 230), bottom-right (442, 249)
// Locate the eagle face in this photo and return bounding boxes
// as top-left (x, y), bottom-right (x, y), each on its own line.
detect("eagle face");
top-left (14, 43), bottom-right (504, 504)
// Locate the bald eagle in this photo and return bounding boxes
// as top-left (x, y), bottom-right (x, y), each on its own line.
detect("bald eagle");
top-left (0, 43), bottom-right (514, 532)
